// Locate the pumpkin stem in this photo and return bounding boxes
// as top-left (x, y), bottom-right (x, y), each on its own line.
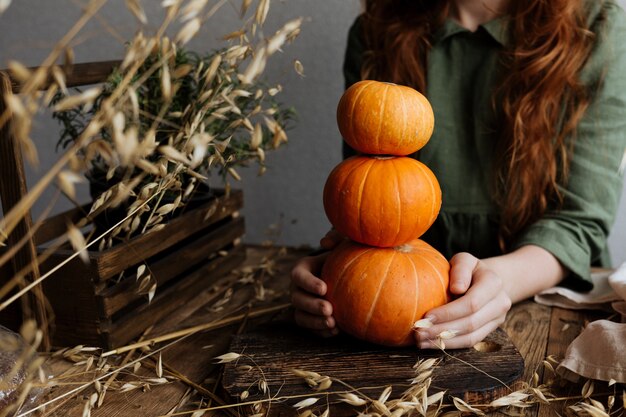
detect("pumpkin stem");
top-left (372, 155), bottom-right (395, 160)
top-left (394, 244), bottom-right (413, 253)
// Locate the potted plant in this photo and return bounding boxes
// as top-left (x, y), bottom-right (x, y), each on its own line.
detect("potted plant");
top-left (51, 32), bottom-right (298, 248)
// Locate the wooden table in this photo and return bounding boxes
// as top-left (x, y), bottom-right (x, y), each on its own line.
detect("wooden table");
top-left (34, 246), bottom-right (619, 417)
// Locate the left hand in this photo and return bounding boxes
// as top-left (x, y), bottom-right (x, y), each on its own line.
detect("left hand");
top-left (413, 252), bottom-right (512, 349)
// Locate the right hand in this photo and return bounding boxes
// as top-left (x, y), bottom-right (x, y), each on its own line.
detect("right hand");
top-left (290, 229), bottom-right (344, 337)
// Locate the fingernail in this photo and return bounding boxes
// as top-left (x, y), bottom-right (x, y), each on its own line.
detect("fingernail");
top-left (320, 302), bottom-right (331, 316)
top-left (425, 315), bottom-right (436, 324)
top-left (316, 283), bottom-right (326, 296)
top-left (413, 318), bottom-right (434, 329)
top-left (325, 318), bottom-right (333, 328)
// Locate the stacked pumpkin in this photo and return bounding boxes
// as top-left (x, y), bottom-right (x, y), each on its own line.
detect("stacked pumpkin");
top-left (321, 80), bottom-right (451, 347)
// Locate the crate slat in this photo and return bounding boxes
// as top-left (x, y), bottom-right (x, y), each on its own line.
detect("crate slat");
top-left (1, 57), bottom-right (247, 350)
top-left (6, 60), bottom-right (121, 93)
top-left (39, 256), bottom-right (102, 347)
top-left (92, 189), bottom-right (243, 281)
top-left (98, 217), bottom-right (245, 317)
top-left (28, 189), bottom-right (246, 348)
top-left (104, 244), bottom-right (247, 348)
top-left (38, 190), bottom-right (243, 282)
top-left (34, 205), bottom-right (89, 246)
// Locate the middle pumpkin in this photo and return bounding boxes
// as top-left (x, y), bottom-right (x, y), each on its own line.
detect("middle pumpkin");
top-left (323, 155), bottom-right (442, 248)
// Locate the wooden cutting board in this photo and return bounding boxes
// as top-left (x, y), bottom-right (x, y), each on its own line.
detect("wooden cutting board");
top-left (222, 322), bottom-right (524, 416)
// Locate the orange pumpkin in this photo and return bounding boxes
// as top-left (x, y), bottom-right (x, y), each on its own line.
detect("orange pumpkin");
top-left (321, 238), bottom-right (450, 346)
top-left (336, 80), bottom-right (434, 156)
top-left (323, 155), bottom-right (441, 247)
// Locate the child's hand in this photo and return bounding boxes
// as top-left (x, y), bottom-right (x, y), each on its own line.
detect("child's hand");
top-left (290, 253), bottom-right (339, 337)
top-left (413, 252), bottom-right (512, 349)
top-left (290, 229), bottom-right (345, 338)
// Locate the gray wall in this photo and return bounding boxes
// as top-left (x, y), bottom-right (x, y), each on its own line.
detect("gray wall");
top-left (1, 0), bottom-right (625, 267)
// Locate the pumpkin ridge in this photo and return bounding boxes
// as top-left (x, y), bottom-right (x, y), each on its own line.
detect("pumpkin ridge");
top-left (406, 252), bottom-right (421, 338)
top-left (349, 81), bottom-right (369, 147)
top-left (414, 161), bottom-right (438, 235)
top-left (423, 247), bottom-right (449, 269)
top-left (330, 245), bottom-right (375, 301)
top-left (375, 84), bottom-right (390, 152)
top-left (398, 88), bottom-right (408, 153)
top-left (356, 159), bottom-right (376, 245)
top-left (419, 254), bottom-right (449, 301)
top-left (363, 250), bottom-right (396, 337)
top-left (337, 80), bottom-right (434, 155)
top-left (390, 159), bottom-right (402, 245)
top-left (333, 157), bottom-right (370, 236)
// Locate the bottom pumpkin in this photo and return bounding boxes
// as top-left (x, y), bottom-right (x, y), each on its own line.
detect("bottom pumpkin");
top-left (321, 239), bottom-right (450, 347)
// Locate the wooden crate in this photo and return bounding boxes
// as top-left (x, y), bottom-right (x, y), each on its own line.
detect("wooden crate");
top-left (0, 63), bottom-right (246, 349)
top-left (29, 189), bottom-right (245, 349)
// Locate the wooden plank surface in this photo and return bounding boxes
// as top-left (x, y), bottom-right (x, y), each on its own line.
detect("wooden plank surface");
top-left (33, 204), bottom-right (89, 246)
top-left (91, 189), bottom-right (243, 281)
top-left (499, 300), bottom-right (553, 417)
top-left (223, 324), bottom-right (524, 416)
top-left (40, 190), bottom-right (243, 281)
top-left (0, 71), bottom-right (50, 348)
top-left (42, 246), bottom-right (304, 417)
top-left (536, 307), bottom-right (609, 417)
top-left (4, 60), bottom-right (121, 93)
top-left (98, 216), bottom-right (245, 317)
top-left (40, 257), bottom-right (102, 348)
top-left (36, 247), bottom-right (621, 417)
top-left (501, 301), bottom-right (552, 385)
top-left (103, 244), bottom-right (247, 348)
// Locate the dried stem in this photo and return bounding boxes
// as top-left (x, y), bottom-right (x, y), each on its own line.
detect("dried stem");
top-left (16, 325), bottom-right (196, 417)
top-left (145, 358), bottom-right (239, 417)
top-left (101, 303), bottom-right (290, 357)
top-left (0, 0), bottom-right (108, 240)
top-left (0, 183), bottom-right (165, 312)
top-left (433, 338), bottom-right (512, 391)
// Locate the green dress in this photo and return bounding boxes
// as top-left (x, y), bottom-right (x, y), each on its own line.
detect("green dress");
top-left (342, 1), bottom-right (626, 287)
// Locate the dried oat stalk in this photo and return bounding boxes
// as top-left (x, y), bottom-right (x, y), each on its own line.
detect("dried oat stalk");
top-left (50, 14), bottom-right (300, 248)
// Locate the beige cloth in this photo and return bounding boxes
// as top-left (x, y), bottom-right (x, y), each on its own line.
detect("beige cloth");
top-left (534, 263), bottom-right (626, 383)
top-left (534, 269), bottom-right (621, 311)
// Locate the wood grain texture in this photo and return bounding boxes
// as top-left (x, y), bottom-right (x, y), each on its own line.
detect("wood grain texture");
top-left (0, 71), bottom-right (50, 348)
top-left (32, 190), bottom-right (245, 348)
top-left (38, 247), bottom-right (618, 417)
top-left (39, 255), bottom-right (102, 347)
top-left (33, 204), bottom-right (89, 246)
top-left (536, 307), bottom-right (608, 417)
top-left (90, 189), bottom-right (242, 281)
top-left (497, 300), bottom-right (552, 417)
top-left (501, 300), bottom-right (552, 386)
top-left (4, 60), bottom-right (121, 93)
top-left (104, 244), bottom-right (246, 348)
top-left (223, 322), bottom-right (525, 416)
top-left (44, 246), bottom-right (304, 417)
top-left (98, 217), bottom-right (245, 316)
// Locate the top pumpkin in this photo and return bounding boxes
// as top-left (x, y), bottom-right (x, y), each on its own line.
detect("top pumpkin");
top-left (337, 80), bottom-right (434, 156)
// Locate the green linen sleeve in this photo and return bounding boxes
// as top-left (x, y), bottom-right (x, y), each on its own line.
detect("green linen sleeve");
top-left (511, 2), bottom-right (626, 284)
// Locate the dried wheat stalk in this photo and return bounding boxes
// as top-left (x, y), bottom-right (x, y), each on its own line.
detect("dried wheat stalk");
top-left (0, 0), bottom-right (302, 414)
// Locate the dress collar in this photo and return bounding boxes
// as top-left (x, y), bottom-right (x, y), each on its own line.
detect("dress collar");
top-left (432, 15), bottom-right (509, 46)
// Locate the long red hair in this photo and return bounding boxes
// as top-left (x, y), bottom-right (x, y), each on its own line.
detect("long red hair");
top-left (361, 0), bottom-right (597, 248)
